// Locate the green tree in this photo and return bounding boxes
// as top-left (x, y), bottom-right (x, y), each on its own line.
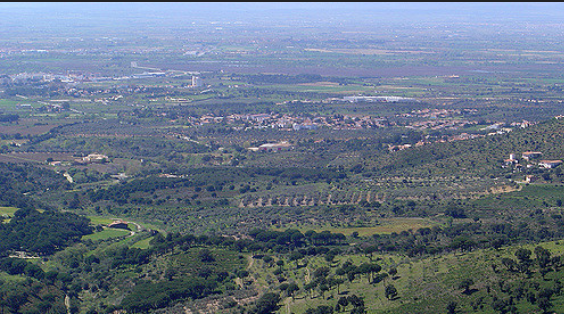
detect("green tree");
top-left (515, 248), bottom-right (532, 273)
top-left (535, 246), bottom-right (551, 269)
top-left (286, 282), bottom-right (299, 300)
top-left (501, 257), bottom-right (518, 272)
top-left (447, 301), bottom-right (457, 314)
top-left (251, 292), bottom-right (281, 314)
top-left (199, 249), bottom-right (215, 262)
top-left (385, 284), bottom-right (398, 300)
top-left (304, 282), bottom-right (317, 299)
top-left (337, 296), bottom-right (349, 311)
top-left (537, 296), bottom-right (552, 314)
top-left (276, 259), bottom-right (285, 272)
top-left (458, 278), bottom-right (474, 294)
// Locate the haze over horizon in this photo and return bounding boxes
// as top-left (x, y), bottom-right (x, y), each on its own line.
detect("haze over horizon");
top-left (1, 2), bottom-right (564, 24)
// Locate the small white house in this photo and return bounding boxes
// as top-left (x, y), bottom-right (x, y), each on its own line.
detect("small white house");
top-left (539, 160), bottom-right (563, 169)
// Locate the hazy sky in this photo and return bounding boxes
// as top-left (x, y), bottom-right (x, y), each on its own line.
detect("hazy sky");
top-left (1, 2), bottom-right (563, 32)
top-left (1, 2), bottom-right (563, 17)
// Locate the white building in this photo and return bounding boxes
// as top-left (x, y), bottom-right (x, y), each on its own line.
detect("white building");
top-left (539, 160), bottom-right (563, 169)
top-left (191, 76), bottom-right (203, 87)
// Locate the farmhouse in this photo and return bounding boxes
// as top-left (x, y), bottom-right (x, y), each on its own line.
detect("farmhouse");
top-left (108, 220), bottom-right (129, 230)
top-left (75, 153), bottom-right (108, 164)
top-left (259, 142), bottom-right (293, 152)
top-left (539, 160), bottom-right (563, 169)
top-left (249, 141), bottom-right (293, 152)
top-left (522, 151), bottom-right (543, 160)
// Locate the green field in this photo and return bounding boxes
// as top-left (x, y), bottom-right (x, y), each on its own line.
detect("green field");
top-left (82, 228), bottom-right (131, 241)
top-left (261, 83), bottom-right (373, 94)
top-left (0, 206), bottom-right (19, 223)
top-left (0, 206), bottom-right (18, 216)
top-left (86, 216), bottom-right (118, 225)
top-left (130, 236), bottom-right (154, 249)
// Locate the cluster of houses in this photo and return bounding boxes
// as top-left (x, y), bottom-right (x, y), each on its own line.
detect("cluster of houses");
top-left (0, 72), bottom-right (77, 84)
top-left (2, 68), bottom-right (202, 87)
top-left (503, 151), bottom-right (563, 177)
top-left (49, 153), bottom-right (109, 167)
top-left (342, 95), bottom-right (416, 103)
top-left (191, 109), bottom-right (532, 140)
top-left (193, 113), bottom-right (390, 131)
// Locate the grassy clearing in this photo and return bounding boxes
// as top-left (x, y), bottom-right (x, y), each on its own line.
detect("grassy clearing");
top-left (0, 99), bottom-right (22, 108)
top-left (0, 206), bottom-right (19, 223)
top-left (87, 216), bottom-right (117, 225)
top-left (82, 228), bottom-right (131, 241)
top-left (0, 272), bottom-right (27, 283)
top-left (130, 237), bottom-right (154, 249)
top-left (519, 239), bottom-right (564, 256)
top-left (0, 206), bottom-right (18, 216)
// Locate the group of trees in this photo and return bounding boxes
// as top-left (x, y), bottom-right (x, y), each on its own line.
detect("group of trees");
top-left (249, 228), bottom-right (347, 248)
top-left (274, 258), bottom-right (387, 314)
top-left (303, 294), bottom-right (366, 314)
top-left (120, 277), bottom-right (219, 313)
top-left (352, 215), bottom-right (564, 258)
top-left (0, 257), bottom-right (45, 279)
top-left (147, 228), bottom-right (349, 258)
top-left (83, 164), bottom-right (348, 209)
top-left (485, 246), bottom-right (564, 314)
top-left (0, 278), bottom-right (67, 314)
top-left (0, 162), bottom-right (70, 195)
top-left (0, 208), bottom-right (92, 256)
top-left (0, 114), bottom-right (19, 123)
top-left (500, 246), bottom-right (561, 277)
